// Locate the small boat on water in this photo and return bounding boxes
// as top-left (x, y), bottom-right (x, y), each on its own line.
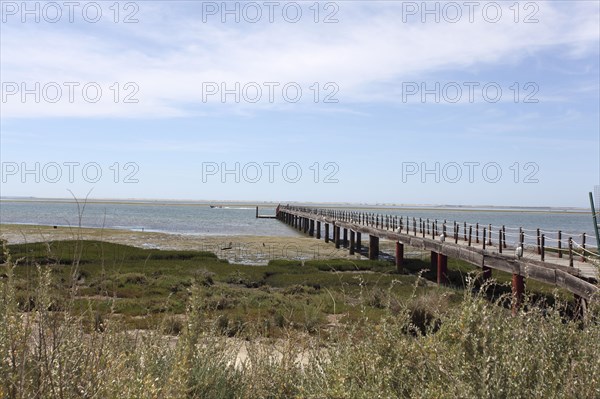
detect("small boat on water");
top-left (210, 205), bottom-right (223, 209)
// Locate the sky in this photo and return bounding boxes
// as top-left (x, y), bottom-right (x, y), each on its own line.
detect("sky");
top-left (0, 0), bottom-right (599, 207)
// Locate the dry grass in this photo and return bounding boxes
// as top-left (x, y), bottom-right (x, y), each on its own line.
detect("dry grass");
top-left (1, 239), bottom-right (599, 398)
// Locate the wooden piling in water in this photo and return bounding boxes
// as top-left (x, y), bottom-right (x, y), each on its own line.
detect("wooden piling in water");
top-left (349, 231), bottom-right (355, 255)
top-left (324, 223), bottom-right (329, 243)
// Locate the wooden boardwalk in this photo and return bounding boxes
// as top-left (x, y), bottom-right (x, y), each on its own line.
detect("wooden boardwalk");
top-left (276, 205), bottom-right (599, 312)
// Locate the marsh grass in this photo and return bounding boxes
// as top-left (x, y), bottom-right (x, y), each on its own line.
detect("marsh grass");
top-left (1, 239), bottom-right (599, 398)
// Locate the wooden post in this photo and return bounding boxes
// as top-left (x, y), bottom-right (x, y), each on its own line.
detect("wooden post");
top-left (255, 206), bottom-right (259, 218)
top-left (581, 233), bottom-right (586, 262)
top-left (512, 274), bottom-right (524, 315)
top-left (483, 227), bottom-right (487, 250)
top-left (476, 223), bottom-right (479, 243)
top-left (502, 226), bottom-right (507, 248)
top-left (395, 241), bottom-right (404, 273)
top-left (488, 224), bottom-right (492, 246)
top-left (369, 235), bottom-right (379, 260)
top-left (309, 219), bottom-right (314, 237)
top-left (437, 253), bottom-right (448, 284)
top-left (356, 232), bottom-right (362, 252)
top-left (316, 221), bottom-right (321, 239)
top-left (334, 226), bottom-right (340, 249)
top-left (558, 230), bottom-right (562, 258)
top-left (454, 223), bottom-right (458, 244)
top-left (536, 228), bottom-right (541, 254)
top-left (541, 234), bottom-right (545, 261)
top-left (568, 237), bottom-right (573, 267)
top-left (349, 231), bottom-right (355, 255)
top-left (464, 222), bottom-right (467, 241)
top-left (343, 228), bottom-right (348, 248)
top-left (468, 225), bottom-right (472, 246)
top-left (520, 228), bottom-right (524, 246)
top-left (498, 229), bottom-right (502, 254)
top-left (324, 223), bottom-right (329, 243)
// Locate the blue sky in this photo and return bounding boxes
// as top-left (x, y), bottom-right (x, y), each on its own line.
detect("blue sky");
top-left (1, 0), bottom-right (598, 207)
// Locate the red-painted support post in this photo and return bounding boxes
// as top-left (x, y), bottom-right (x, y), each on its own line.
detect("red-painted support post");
top-left (437, 253), bottom-right (448, 284)
top-left (512, 274), bottom-right (524, 315)
top-left (324, 223), bottom-right (329, 243)
top-left (349, 231), bottom-right (355, 255)
top-left (395, 241), bottom-right (404, 273)
top-left (369, 235), bottom-right (379, 260)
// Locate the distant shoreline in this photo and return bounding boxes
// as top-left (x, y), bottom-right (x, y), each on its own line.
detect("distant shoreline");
top-left (0, 197), bottom-right (589, 214)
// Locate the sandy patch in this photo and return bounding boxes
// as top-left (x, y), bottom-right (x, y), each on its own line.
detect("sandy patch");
top-left (0, 224), bottom-right (367, 264)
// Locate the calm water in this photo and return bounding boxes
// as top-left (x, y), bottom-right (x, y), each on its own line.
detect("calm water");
top-left (0, 200), bottom-right (596, 246)
top-left (0, 201), bottom-right (296, 237)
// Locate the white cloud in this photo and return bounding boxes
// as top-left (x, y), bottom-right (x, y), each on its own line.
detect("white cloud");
top-left (1, 0), bottom-right (598, 117)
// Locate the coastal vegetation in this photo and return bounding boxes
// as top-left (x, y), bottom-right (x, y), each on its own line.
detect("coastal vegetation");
top-left (1, 239), bottom-right (598, 398)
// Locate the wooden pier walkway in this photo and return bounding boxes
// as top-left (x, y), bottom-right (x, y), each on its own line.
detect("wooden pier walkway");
top-left (276, 205), bottom-right (599, 313)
